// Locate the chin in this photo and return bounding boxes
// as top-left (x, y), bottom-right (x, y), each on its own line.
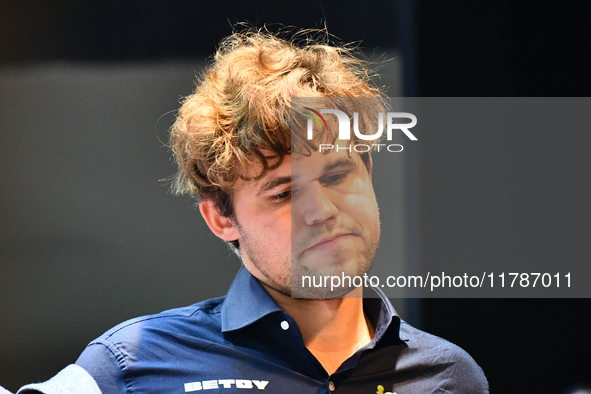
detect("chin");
top-left (290, 263), bottom-right (370, 299)
top-left (290, 284), bottom-right (357, 299)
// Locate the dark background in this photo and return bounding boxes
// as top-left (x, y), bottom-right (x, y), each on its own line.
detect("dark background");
top-left (1, 1), bottom-right (590, 393)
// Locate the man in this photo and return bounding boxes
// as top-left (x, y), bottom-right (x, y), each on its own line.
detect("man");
top-left (19, 29), bottom-right (488, 393)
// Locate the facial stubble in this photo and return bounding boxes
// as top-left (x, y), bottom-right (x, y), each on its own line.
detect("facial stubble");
top-left (234, 213), bottom-right (380, 299)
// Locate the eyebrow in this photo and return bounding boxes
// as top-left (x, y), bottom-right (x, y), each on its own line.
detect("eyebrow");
top-left (257, 176), bottom-right (292, 196)
top-left (324, 157), bottom-right (356, 172)
top-left (256, 157), bottom-right (357, 196)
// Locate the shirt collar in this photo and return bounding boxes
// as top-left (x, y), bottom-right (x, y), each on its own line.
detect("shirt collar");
top-left (221, 266), bottom-right (407, 342)
top-left (364, 286), bottom-right (409, 342)
top-left (221, 266), bottom-right (283, 332)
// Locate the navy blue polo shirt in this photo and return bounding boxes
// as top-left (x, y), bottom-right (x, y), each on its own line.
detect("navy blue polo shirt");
top-left (76, 266), bottom-right (488, 394)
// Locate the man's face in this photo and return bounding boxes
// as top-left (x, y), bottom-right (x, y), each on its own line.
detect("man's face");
top-left (231, 148), bottom-right (380, 298)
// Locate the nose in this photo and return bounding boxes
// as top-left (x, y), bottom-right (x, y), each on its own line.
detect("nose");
top-left (299, 182), bottom-right (338, 226)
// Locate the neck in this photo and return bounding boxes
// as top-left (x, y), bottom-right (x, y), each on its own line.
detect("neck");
top-left (262, 285), bottom-right (374, 375)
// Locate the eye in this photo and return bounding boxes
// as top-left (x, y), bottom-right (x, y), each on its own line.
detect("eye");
top-left (321, 172), bottom-right (348, 186)
top-left (270, 190), bottom-right (291, 202)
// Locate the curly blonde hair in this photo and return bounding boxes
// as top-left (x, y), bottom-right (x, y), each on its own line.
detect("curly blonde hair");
top-left (169, 27), bottom-right (383, 217)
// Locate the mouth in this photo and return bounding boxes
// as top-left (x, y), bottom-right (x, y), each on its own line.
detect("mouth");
top-left (304, 232), bottom-right (354, 253)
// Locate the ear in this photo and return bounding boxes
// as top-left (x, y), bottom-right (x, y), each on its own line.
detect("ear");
top-left (199, 199), bottom-right (240, 242)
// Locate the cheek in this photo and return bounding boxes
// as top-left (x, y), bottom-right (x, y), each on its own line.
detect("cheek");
top-left (348, 193), bottom-right (380, 232)
top-left (249, 208), bottom-right (291, 243)
top-left (345, 190), bottom-right (378, 213)
top-left (269, 214), bottom-right (291, 240)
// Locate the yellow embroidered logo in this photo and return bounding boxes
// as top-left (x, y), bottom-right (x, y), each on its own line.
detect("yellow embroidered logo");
top-left (376, 384), bottom-right (396, 394)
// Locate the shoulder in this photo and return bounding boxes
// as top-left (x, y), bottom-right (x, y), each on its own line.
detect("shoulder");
top-left (399, 320), bottom-right (489, 393)
top-left (97, 296), bottom-right (224, 345)
top-left (76, 297), bottom-right (225, 372)
top-left (76, 296), bottom-right (227, 394)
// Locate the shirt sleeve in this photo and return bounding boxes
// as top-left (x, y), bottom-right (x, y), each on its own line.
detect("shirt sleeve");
top-left (16, 365), bottom-right (101, 394)
top-left (447, 347), bottom-right (490, 394)
top-left (75, 343), bottom-right (128, 394)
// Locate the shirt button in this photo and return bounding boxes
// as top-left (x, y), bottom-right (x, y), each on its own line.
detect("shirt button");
top-left (280, 320), bottom-right (290, 330)
top-left (328, 381), bottom-right (335, 391)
